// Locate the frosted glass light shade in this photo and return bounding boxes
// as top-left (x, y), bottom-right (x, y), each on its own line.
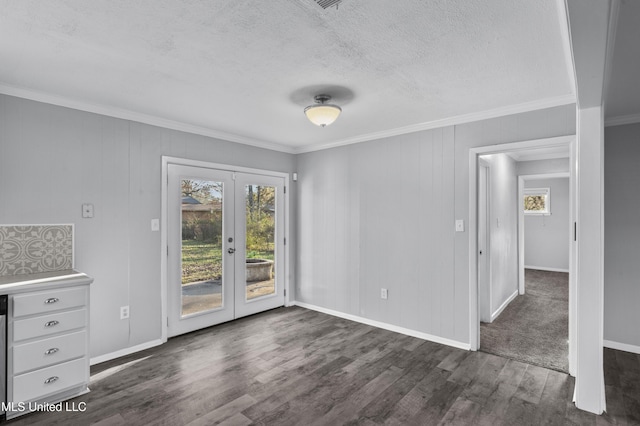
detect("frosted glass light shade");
top-left (304, 104), bottom-right (342, 127)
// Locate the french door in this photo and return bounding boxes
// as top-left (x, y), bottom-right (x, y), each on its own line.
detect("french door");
top-left (167, 164), bottom-right (285, 337)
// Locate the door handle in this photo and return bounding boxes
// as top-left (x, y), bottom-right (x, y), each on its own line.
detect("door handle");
top-left (228, 248), bottom-right (236, 254)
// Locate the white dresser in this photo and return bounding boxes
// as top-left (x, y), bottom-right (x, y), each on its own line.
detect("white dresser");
top-left (0, 271), bottom-right (92, 420)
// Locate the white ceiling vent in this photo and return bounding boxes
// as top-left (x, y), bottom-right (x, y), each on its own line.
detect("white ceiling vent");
top-left (314, 0), bottom-right (342, 10)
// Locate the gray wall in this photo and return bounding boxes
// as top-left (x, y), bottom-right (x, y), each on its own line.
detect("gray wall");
top-left (0, 92), bottom-right (582, 354)
top-left (297, 104), bottom-right (576, 345)
top-left (524, 177), bottom-right (570, 271)
top-left (517, 158), bottom-right (570, 176)
top-left (604, 123), bottom-right (640, 348)
top-left (483, 154), bottom-right (519, 318)
top-left (0, 94), bottom-right (296, 359)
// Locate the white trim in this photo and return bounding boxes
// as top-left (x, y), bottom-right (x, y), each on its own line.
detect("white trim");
top-left (0, 83), bottom-right (576, 156)
top-left (469, 135), bottom-right (577, 364)
top-left (569, 136), bottom-right (578, 377)
top-left (525, 266), bottom-right (570, 273)
top-left (294, 96), bottom-right (576, 154)
top-left (90, 339), bottom-right (163, 366)
top-left (491, 290), bottom-right (518, 322)
top-left (469, 148), bottom-right (479, 350)
top-left (605, 113), bottom-right (640, 128)
top-left (161, 159), bottom-right (168, 343)
top-left (602, 0), bottom-right (620, 114)
top-left (521, 172), bottom-right (571, 180)
top-left (478, 160), bottom-right (492, 322)
top-left (518, 177), bottom-right (525, 295)
top-left (162, 157), bottom-right (290, 179)
top-left (292, 301), bottom-right (470, 351)
top-left (604, 340), bottom-right (640, 355)
top-left (161, 156), bottom-right (291, 340)
top-left (556, 0), bottom-right (577, 97)
top-left (0, 83), bottom-right (295, 154)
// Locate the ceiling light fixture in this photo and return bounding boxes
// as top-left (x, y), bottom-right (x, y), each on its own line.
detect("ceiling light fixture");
top-left (304, 95), bottom-right (342, 127)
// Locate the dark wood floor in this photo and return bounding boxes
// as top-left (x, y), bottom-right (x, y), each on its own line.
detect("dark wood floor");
top-left (7, 306), bottom-right (639, 425)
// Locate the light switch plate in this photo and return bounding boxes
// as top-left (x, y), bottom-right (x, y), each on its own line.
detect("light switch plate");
top-left (455, 219), bottom-right (464, 232)
top-left (151, 219), bottom-right (160, 231)
top-left (82, 204), bottom-right (94, 218)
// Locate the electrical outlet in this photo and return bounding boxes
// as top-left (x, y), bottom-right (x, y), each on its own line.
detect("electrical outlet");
top-left (381, 288), bottom-right (388, 300)
top-left (120, 306), bottom-right (129, 319)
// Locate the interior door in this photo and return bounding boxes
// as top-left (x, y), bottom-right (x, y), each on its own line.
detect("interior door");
top-left (167, 164), bottom-right (235, 337)
top-left (167, 164), bottom-right (286, 337)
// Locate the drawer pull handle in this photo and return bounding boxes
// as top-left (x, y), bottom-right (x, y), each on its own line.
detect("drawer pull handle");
top-left (44, 348), bottom-right (59, 355)
top-left (45, 320), bottom-right (59, 327)
top-left (44, 376), bottom-right (59, 385)
top-left (44, 298), bottom-right (59, 304)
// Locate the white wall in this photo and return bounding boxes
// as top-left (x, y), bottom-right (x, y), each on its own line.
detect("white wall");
top-left (524, 177), bottom-right (570, 272)
top-left (296, 104), bottom-right (576, 345)
top-left (481, 154), bottom-right (519, 320)
top-left (0, 94), bottom-right (296, 360)
top-left (604, 123), bottom-right (640, 349)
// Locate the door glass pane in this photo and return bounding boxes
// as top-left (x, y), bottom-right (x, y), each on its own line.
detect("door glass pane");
top-left (181, 179), bottom-right (224, 316)
top-left (245, 184), bottom-right (276, 300)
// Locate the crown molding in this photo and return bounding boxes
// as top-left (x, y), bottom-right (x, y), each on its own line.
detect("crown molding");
top-left (0, 83), bottom-right (577, 156)
top-left (294, 94), bottom-right (576, 154)
top-left (557, 0), bottom-right (578, 96)
top-left (0, 83), bottom-right (295, 154)
top-left (602, 0), bottom-right (620, 107)
top-left (605, 113), bottom-right (640, 127)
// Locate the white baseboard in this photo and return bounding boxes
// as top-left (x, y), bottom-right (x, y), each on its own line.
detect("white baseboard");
top-left (525, 265), bottom-right (569, 273)
top-left (604, 340), bottom-right (640, 355)
top-left (291, 301), bottom-right (470, 351)
top-left (491, 290), bottom-right (518, 322)
top-left (90, 339), bottom-right (164, 366)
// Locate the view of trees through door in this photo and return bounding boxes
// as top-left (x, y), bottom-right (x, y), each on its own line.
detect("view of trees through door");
top-left (180, 180), bottom-right (276, 315)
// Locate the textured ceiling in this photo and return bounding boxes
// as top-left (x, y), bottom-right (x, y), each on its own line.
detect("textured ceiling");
top-left (0, 0), bottom-right (575, 152)
top-left (605, 0), bottom-right (640, 123)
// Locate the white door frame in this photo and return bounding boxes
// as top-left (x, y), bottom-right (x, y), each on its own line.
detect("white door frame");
top-left (468, 135), bottom-right (576, 376)
top-left (478, 158), bottom-right (492, 323)
top-left (161, 156), bottom-right (291, 342)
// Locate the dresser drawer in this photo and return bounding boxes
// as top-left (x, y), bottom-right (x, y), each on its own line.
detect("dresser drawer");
top-left (13, 287), bottom-right (87, 318)
top-left (13, 309), bottom-right (86, 342)
top-left (13, 331), bottom-right (87, 375)
top-left (12, 357), bottom-right (87, 403)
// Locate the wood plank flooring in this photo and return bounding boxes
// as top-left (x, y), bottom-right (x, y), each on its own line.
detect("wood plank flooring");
top-left (6, 306), bottom-right (639, 425)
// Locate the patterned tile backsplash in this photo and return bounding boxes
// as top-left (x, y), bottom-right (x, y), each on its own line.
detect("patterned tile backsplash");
top-left (0, 225), bottom-right (73, 276)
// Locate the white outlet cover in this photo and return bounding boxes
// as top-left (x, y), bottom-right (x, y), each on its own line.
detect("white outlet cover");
top-left (151, 218), bottom-right (160, 231)
top-left (455, 219), bottom-right (464, 232)
top-left (82, 203), bottom-right (94, 218)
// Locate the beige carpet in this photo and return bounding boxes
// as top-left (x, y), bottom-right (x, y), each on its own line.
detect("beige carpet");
top-left (480, 269), bottom-right (569, 373)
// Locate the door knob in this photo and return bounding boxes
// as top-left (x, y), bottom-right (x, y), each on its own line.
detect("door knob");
top-left (228, 248), bottom-right (236, 254)
top-left (479, 250), bottom-right (483, 255)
